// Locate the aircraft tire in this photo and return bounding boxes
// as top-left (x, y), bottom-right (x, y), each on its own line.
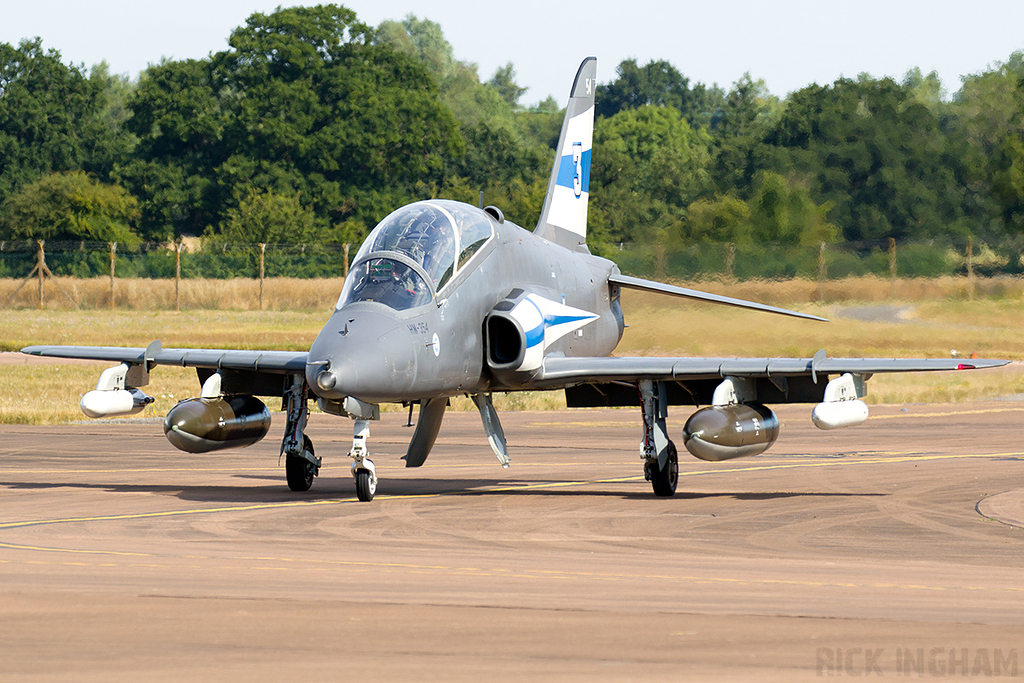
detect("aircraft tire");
top-left (650, 440), bottom-right (678, 497)
top-left (355, 469), bottom-right (376, 502)
top-left (286, 436), bottom-right (316, 492)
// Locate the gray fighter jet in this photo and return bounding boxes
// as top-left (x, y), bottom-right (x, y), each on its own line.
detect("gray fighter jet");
top-left (22, 58), bottom-right (1007, 501)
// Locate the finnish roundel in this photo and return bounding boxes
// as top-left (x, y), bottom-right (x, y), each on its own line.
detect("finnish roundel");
top-left (432, 333), bottom-right (440, 357)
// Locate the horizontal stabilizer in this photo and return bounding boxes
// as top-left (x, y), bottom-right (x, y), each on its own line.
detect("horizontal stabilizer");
top-left (609, 274), bottom-right (828, 322)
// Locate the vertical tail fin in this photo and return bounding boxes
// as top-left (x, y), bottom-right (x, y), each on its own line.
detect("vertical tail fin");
top-left (534, 57), bottom-right (596, 253)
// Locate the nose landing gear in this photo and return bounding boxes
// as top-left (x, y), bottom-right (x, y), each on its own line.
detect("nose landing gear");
top-left (349, 418), bottom-right (377, 502)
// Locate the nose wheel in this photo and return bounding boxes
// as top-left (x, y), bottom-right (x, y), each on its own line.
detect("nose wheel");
top-left (355, 468), bottom-right (376, 501)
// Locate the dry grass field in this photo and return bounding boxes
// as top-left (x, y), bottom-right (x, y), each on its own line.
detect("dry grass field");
top-left (1, 275), bottom-right (1022, 424)
top-left (2, 273), bottom-right (1023, 312)
top-left (0, 276), bottom-right (344, 312)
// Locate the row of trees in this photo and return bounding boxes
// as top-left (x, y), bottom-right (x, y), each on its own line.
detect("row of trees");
top-left (1, 3), bottom-right (1023, 275)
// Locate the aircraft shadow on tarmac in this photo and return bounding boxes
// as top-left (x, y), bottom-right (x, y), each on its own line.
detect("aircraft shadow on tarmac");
top-left (0, 476), bottom-right (887, 505)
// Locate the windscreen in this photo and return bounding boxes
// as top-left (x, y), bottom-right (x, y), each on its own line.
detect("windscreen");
top-left (338, 201), bottom-right (495, 311)
top-left (368, 203), bottom-right (457, 289)
top-left (338, 258), bottom-right (432, 310)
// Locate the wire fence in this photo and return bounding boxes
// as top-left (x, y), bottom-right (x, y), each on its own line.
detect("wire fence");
top-left (1, 236), bottom-right (1022, 310)
top-left (0, 240), bottom-right (351, 280)
top-left (613, 237), bottom-right (1024, 281)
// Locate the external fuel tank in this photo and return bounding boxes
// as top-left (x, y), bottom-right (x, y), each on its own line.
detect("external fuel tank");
top-left (682, 403), bottom-right (780, 461)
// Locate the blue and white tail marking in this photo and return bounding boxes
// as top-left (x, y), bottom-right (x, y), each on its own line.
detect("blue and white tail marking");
top-left (535, 57), bottom-right (596, 253)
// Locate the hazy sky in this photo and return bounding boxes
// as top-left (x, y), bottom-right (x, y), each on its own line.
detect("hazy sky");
top-left (3, 0), bottom-right (1023, 105)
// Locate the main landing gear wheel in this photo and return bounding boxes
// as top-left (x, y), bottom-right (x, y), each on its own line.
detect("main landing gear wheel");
top-left (650, 440), bottom-right (678, 497)
top-left (286, 435), bottom-right (316, 492)
top-left (355, 469), bottom-right (376, 502)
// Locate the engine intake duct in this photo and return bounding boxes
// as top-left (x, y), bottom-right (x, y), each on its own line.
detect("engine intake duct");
top-left (486, 312), bottom-right (524, 367)
top-left (485, 288), bottom-right (530, 372)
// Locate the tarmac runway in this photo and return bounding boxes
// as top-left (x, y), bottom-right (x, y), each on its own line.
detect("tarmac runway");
top-left (1, 402), bottom-right (1023, 681)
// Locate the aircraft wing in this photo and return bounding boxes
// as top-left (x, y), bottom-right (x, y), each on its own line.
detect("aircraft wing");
top-left (537, 353), bottom-right (1008, 386)
top-left (21, 343), bottom-right (308, 373)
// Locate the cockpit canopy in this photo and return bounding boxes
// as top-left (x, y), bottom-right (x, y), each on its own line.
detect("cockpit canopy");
top-left (338, 200), bottom-right (495, 311)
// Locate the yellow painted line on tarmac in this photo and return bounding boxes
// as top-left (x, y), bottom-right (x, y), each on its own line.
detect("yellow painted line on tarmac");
top-left (525, 420), bottom-right (639, 428)
top-left (0, 466), bottom-right (281, 475)
top-left (869, 406), bottom-right (1024, 420)
top-left (679, 451), bottom-right (1024, 478)
top-left (2, 450), bottom-right (1021, 534)
top-left (525, 406), bottom-right (1024, 429)
top-left (487, 475), bottom-right (645, 492)
top-left (0, 462), bottom-right (604, 475)
top-left (0, 474), bottom-right (661, 532)
top-left (0, 543), bottom-right (1022, 595)
top-left (0, 497), bottom-right (364, 530)
top-left (0, 541), bottom-right (155, 557)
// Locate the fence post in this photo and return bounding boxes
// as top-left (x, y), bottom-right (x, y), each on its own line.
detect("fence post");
top-left (816, 242), bottom-right (827, 301)
top-left (109, 242), bottom-right (117, 309)
top-left (258, 243), bottom-right (266, 311)
top-left (37, 240), bottom-right (45, 310)
top-left (175, 240), bottom-right (183, 312)
top-left (966, 236), bottom-right (975, 300)
top-left (724, 242), bottom-right (735, 282)
top-left (343, 243), bottom-right (350, 279)
top-left (6, 239), bottom-right (75, 309)
top-left (888, 237), bottom-right (897, 297)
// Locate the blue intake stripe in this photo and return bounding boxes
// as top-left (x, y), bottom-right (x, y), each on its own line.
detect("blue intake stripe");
top-left (519, 296), bottom-right (598, 351)
top-left (523, 297), bottom-right (545, 348)
top-left (525, 322), bottom-right (544, 348)
top-left (524, 314), bottom-right (596, 350)
top-left (544, 313), bottom-right (595, 327)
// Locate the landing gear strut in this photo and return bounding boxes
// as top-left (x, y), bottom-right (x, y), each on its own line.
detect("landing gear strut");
top-left (281, 375), bottom-right (320, 492)
top-left (639, 380), bottom-right (677, 497)
top-left (350, 418), bottom-right (377, 501)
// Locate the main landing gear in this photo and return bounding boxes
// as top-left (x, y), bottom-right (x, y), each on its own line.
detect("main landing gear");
top-left (281, 376), bottom-right (320, 492)
top-left (639, 380), bottom-right (678, 497)
top-left (286, 435), bottom-right (317, 491)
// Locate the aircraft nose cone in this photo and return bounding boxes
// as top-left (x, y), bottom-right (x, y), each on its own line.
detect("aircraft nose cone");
top-left (307, 308), bottom-right (418, 403)
top-left (307, 359), bottom-right (345, 398)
